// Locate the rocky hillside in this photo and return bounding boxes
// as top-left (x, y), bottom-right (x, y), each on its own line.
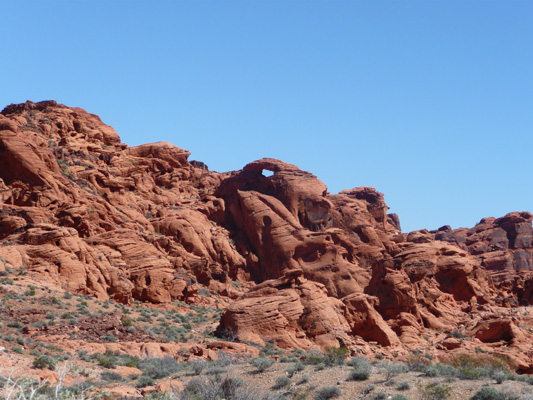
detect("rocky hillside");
top-left (1, 100), bottom-right (533, 372)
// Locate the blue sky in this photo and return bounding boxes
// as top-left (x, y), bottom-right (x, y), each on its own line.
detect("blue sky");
top-left (2, 1), bottom-right (532, 232)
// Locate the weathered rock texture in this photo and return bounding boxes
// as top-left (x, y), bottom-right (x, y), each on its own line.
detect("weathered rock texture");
top-left (2, 100), bottom-right (533, 370)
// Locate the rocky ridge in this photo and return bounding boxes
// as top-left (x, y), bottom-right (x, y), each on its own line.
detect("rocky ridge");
top-left (1, 101), bottom-right (533, 371)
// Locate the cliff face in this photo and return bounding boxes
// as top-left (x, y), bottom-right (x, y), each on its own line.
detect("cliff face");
top-left (1, 101), bottom-right (533, 370)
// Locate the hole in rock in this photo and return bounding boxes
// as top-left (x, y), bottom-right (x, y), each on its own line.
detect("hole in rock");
top-left (263, 216), bottom-right (272, 227)
top-left (262, 169), bottom-right (274, 177)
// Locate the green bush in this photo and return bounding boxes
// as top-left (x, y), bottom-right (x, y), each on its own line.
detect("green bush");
top-left (250, 357), bottom-right (275, 373)
top-left (140, 356), bottom-right (183, 379)
top-left (391, 395), bottom-right (410, 400)
top-left (205, 366), bottom-right (226, 375)
top-left (259, 341), bottom-right (283, 357)
top-left (382, 362), bottom-right (408, 381)
top-left (459, 367), bottom-right (490, 380)
top-left (136, 375), bottom-right (155, 388)
top-left (446, 353), bottom-right (513, 372)
top-left (183, 376), bottom-right (245, 400)
top-left (189, 359), bottom-right (206, 375)
top-left (100, 371), bottom-right (124, 382)
top-left (97, 354), bottom-right (117, 369)
top-left (314, 386), bottom-right (341, 400)
top-left (419, 383), bottom-right (452, 400)
top-left (302, 350), bottom-right (324, 365)
top-left (492, 369), bottom-right (510, 384)
top-left (33, 355), bottom-right (56, 370)
top-left (323, 346), bottom-right (349, 366)
top-left (273, 375), bottom-right (291, 389)
top-left (470, 387), bottom-right (507, 400)
top-left (397, 381), bottom-right (411, 390)
top-left (119, 354), bottom-right (141, 369)
top-left (287, 362), bottom-right (305, 377)
top-left (347, 357), bottom-right (372, 381)
top-left (422, 363), bottom-right (458, 378)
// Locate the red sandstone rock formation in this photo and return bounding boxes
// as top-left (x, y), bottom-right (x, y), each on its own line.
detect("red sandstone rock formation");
top-left (2, 100), bottom-right (533, 370)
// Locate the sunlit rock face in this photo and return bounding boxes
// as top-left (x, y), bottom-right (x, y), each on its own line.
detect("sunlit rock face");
top-left (1, 100), bottom-right (533, 371)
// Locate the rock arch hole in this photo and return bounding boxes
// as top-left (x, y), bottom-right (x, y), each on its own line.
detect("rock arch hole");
top-left (262, 169), bottom-right (274, 177)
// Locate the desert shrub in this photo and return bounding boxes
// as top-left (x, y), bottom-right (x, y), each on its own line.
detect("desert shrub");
top-left (492, 369), bottom-right (512, 384)
top-left (297, 374), bottom-right (310, 385)
top-left (291, 349), bottom-right (305, 358)
top-left (459, 367), bottom-right (490, 380)
top-left (371, 393), bottom-right (388, 400)
top-left (315, 363), bottom-right (326, 371)
top-left (397, 381), bottom-right (411, 390)
top-left (219, 376), bottom-right (244, 398)
top-left (287, 362), bottom-right (305, 377)
top-left (250, 357), bottom-right (275, 373)
top-left (363, 384), bottom-right (376, 394)
top-left (273, 376), bottom-right (291, 389)
top-left (205, 366), bottom-right (226, 376)
top-left (470, 387), bottom-right (507, 400)
top-left (419, 383), bottom-right (452, 400)
top-left (323, 346), bottom-right (349, 366)
top-left (140, 356), bottom-right (183, 379)
top-left (445, 353), bottom-right (513, 372)
top-left (101, 370), bottom-right (124, 382)
top-left (190, 359), bottom-right (206, 375)
top-left (136, 375), bottom-right (155, 388)
top-left (100, 334), bottom-right (117, 342)
top-left (32, 355), bottom-right (56, 370)
top-left (260, 341), bottom-right (283, 357)
top-left (302, 350), bottom-right (324, 365)
top-left (381, 362), bottom-right (408, 381)
top-left (97, 353), bottom-right (117, 369)
top-left (422, 363), bottom-right (458, 378)
top-left (119, 354), bottom-right (141, 369)
top-left (214, 351), bottom-right (236, 367)
top-left (182, 375), bottom-right (257, 400)
top-left (347, 357), bottom-right (372, 381)
top-left (29, 349), bottom-right (42, 357)
top-left (451, 329), bottom-right (464, 339)
top-left (391, 395), bottom-right (410, 400)
top-left (145, 393), bottom-right (177, 400)
top-left (314, 386), bottom-right (341, 400)
top-left (7, 321), bottom-right (23, 329)
top-left (12, 345), bottom-right (24, 354)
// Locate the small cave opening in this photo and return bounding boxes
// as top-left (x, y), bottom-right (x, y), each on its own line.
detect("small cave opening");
top-left (261, 169), bottom-right (274, 177)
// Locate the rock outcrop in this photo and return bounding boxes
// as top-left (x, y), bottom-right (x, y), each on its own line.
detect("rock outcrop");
top-left (2, 100), bottom-right (533, 370)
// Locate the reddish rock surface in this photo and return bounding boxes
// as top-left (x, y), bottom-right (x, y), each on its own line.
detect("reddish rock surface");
top-left (2, 100), bottom-right (533, 370)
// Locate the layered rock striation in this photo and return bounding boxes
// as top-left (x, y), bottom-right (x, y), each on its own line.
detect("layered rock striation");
top-left (2, 101), bottom-right (533, 370)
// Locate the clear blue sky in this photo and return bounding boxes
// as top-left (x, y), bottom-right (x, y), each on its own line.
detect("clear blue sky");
top-left (2, 1), bottom-right (532, 232)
